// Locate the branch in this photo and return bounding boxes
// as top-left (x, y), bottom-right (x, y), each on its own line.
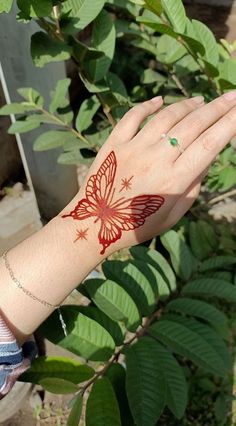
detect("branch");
top-left (170, 71), bottom-right (189, 97)
top-left (208, 188), bottom-right (236, 205)
top-left (157, 16), bottom-right (221, 96)
top-left (52, 5), bottom-right (62, 39)
top-left (77, 309), bottom-right (161, 397)
top-left (36, 106), bottom-right (91, 145)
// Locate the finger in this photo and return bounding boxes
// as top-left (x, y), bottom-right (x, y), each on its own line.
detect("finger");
top-left (175, 103), bottom-right (236, 192)
top-left (134, 96), bottom-right (204, 145)
top-left (111, 96), bottom-right (163, 143)
top-left (158, 90), bottom-right (236, 162)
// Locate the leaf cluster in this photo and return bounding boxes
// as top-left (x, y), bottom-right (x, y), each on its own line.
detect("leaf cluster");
top-left (20, 222), bottom-right (236, 425)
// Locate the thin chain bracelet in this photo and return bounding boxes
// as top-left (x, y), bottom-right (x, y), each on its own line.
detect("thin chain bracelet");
top-left (2, 251), bottom-right (67, 336)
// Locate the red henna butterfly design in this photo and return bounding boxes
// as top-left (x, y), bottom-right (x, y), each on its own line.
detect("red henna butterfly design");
top-left (62, 151), bottom-right (165, 255)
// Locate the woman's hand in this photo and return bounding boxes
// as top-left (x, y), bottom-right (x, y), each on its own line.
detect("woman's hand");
top-left (2, 92), bottom-right (236, 342)
top-left (61, 91), bottom-right (236, 257)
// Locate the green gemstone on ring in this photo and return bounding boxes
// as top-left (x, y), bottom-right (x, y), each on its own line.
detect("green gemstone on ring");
top-left (170, 137), bottom-right (178, 146)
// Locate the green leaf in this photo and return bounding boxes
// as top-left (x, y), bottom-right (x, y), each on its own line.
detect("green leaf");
top-left (102, 260), bottom-right (156, 315)
top-left (164, 314), bottom-right (231, 371)
top-left (197, 220), bottom-right (218, 250)
top-left (148, 341), bottom-right (188, 419)
top-left (49, 78), bottom-right (71, 113)
top-left (181, 19), bottom-right (205, 56)
top-left (67, 395), bottom-right (83, 426)
top-left (17, 0), bottom-right (53, 17)
top-left (141, 68), bottom-right (166, 84)
top-left (17, 87), bottom-right (44, 106)
top-left (76, 96), bottom-right (100, 132)
top-left (39, 378), bottom-right (78, 394)
top-left (175, 54), bottom-right (199, 75)
top-left (62, 0), bottom-right (106, 30)
top-left (129, 38), bottom-right (157, 58)
top-left (129, 0), bottom-right (144, 5)
top-left (131, 259), bottom-right (170, 299)
top-left (161, 0), bottom-right (187, 33)
top-left (86, 377), bottom-right (121, 426)
top-left (144, 0), bottom-right (163, 15)
top-left (107, 0), bottom-right (140, 16)
top-left (38, 306), bottom-right (115, 361)
top-left (130, 246), bottom-right (176, 291)
top-left (57, 149), bottom-right (94, 165)
top-left (85, 10), bottom-right (116, 82)
top-left (137, 16), bottom-right (177, 38)
top-left (156, 34), bottom-right (187, 64)
top-left (19, 356), bottom-right (94, 384)
top-left (166, 298), bottom-right (227, 327)
top-left (199, 255), bottom-right (236, 272)
top-left (77, 305), bottom-right (125, 346)
top-left (182, 278), bottom-right (236, 303)
top-left (161, 230), bottom-right (197, 280)
top-left (31, 31), bottom-right (71, 67)
top-left (208, 271), bottom-right (233, 283)
top-left (105, 364), bottom-right (134, 426)
top-left (124, 337), bottom-right (166, 426)
top-left (0, 0), bottom-right (14, 13)
top-left (31, 0), bottom-right (52, 17)
top-left (219, 58), bottom-right (236, 86)
top-left (149, 317), bottom-right (229, 377)
top-left (86, 127), bottom-right (111, 147)
top-left (83, 278), bottom-right (141, 332)
top-left (33, 131), bottom-right (81, 151)
top-left (214, 394), bottom-right (228, 422)
top-left (8, 118), bottom-right (40, 134)
top-left (72, 39), bottom-right (104, 63)
top-left (0, 103), bottom-right (35, 115)
top-left (218, 166), bottom-right (236, 191)
top-left (189, 221), bottom-right (212, 260)
top-left (191, 19), bottom-right (219, 67)
top-left (79, 73), bottom-right (108, 93)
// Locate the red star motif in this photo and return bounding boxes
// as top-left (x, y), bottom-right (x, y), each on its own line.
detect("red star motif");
top-left (119, 176), bottom-right (134, 193)
top-left (73, 228), bottom-right (89, 243)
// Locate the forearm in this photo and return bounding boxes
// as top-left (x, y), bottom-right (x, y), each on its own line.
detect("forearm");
top-left (0, 212), bottom-right (103, 345)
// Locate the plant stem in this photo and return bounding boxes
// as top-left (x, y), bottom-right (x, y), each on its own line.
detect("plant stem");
top-left (208, 188), bottom-right (236, 205)
top-left (170, 71), bottom-right (189, 97)
top-left (37, 106), bottom-right (90, 144)
top-left (158, 16), bottom-right (221, 96)
top-left (36, 20), bottom-right (117, 129)
top-left (78, 309), bottom-right (160, 396)
top-left (97, 93), bottom-right (117, 128)
top-left (52, 5), bottom-right (62, 38)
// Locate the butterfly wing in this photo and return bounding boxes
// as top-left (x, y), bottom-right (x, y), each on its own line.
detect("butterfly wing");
top-left (99, 195), bottom-right (164, 254)
top-left (62, 151), bottom-right (117, 220)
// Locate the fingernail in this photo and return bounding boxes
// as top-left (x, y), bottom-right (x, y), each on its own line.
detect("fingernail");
top-left (192, 96), bottom-right (205, 104)
top-left (151, 96), bottom-right (162, 103)
top-left (223, 90), bottom-right (236, 101)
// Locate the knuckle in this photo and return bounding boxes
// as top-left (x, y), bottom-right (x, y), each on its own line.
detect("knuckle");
top-left (201, 131), bottom-right (216, 152)
top-left (213, 98), bottom-right (229, 115)
top-left (184, 98), bottom-right (199, 110)
top-left (128, 102), bottom-right (148, 118)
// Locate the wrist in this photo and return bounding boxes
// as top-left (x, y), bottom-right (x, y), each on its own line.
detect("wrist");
top-left (51, 210), bottom-right (104, 273)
